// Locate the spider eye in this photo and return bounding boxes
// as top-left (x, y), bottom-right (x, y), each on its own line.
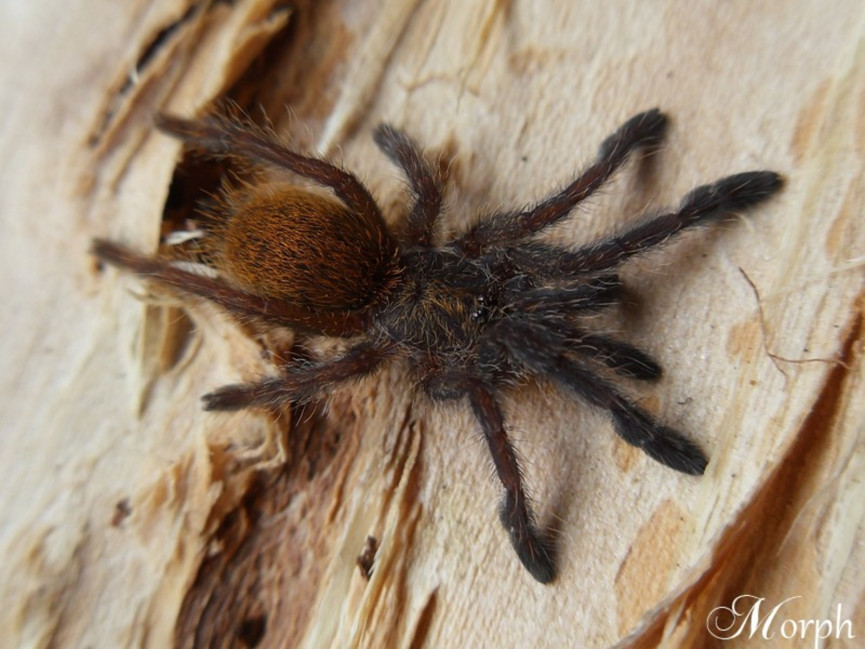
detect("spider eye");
top-left (471, 295), bottom-right (494, 324)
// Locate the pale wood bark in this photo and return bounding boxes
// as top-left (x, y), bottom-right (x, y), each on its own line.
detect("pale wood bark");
top-left (1, 1), bottom-right (863, 647)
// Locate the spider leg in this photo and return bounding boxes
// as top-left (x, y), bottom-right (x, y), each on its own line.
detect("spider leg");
top-left (505, 286), bottom-right (661, 380)
top-left (552, 170), bottom-right (783, 274)
top-left (92, 240), bottom-right (366, 336)
top-left (551, 355), bottom-right (705, 473)
top-left (453, 109), bottom-right (667, 254)
top-left (155, 114), bottom-right (384, 231)
top-left (493, 319), bottom-right (707, 475)
top-left (203, 342), bottom-right (391, 411)
top-left (466, 382), bottom-right (556, 583)
top-left (566, 331), bottom-right (662, 380)
top-left (507, 276), bottom-right (623, 314)
top-left (373, 124), bottom-right (444, 247)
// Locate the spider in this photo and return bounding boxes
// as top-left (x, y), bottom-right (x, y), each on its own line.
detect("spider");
top-left (94, 108), bottom-right (781, 583)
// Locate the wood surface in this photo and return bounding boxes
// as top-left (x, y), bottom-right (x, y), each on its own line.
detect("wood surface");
top-left (1, 0), bottom-right (863, 647)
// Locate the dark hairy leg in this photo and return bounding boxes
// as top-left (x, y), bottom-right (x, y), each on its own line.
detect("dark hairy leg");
top-left (548, 354), bottom-right (706, 474)
top-left (494, 319), bottom-right (707, 475)
top-left (156, 114), bottom-right (384, 230)
top-left (553, 171), bottom-right (783, 274)
top-left (566, 331), bottom-right (662, 381)
top-left (92, 239), bottom-right (366, 336)
top-left (203, 342), bottom-right (392, 411)
top-left (499, 289), bottom-right (661, 379)
top-left (466, 382), bottom-right (556, 583)
top-left (506, 275), bottom-right (623, 314)
top-left (454, 109), bottom-right (668, 254)
top-left (373, 124), bottom-right (444, 247)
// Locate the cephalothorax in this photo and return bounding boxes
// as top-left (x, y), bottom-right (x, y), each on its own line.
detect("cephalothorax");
top-left (95, 109), bottom-right (781, 582)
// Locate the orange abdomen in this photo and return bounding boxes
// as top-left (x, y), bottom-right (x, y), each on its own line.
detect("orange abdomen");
top-left (217, 186), bottom-right (398, 312)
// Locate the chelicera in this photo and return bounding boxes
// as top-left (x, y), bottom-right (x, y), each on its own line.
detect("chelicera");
top-left (95, 109), bottom-right (781, 582)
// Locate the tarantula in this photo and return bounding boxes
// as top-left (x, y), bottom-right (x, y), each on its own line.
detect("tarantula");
top-left (94, 109), bottom-right (781, 583)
